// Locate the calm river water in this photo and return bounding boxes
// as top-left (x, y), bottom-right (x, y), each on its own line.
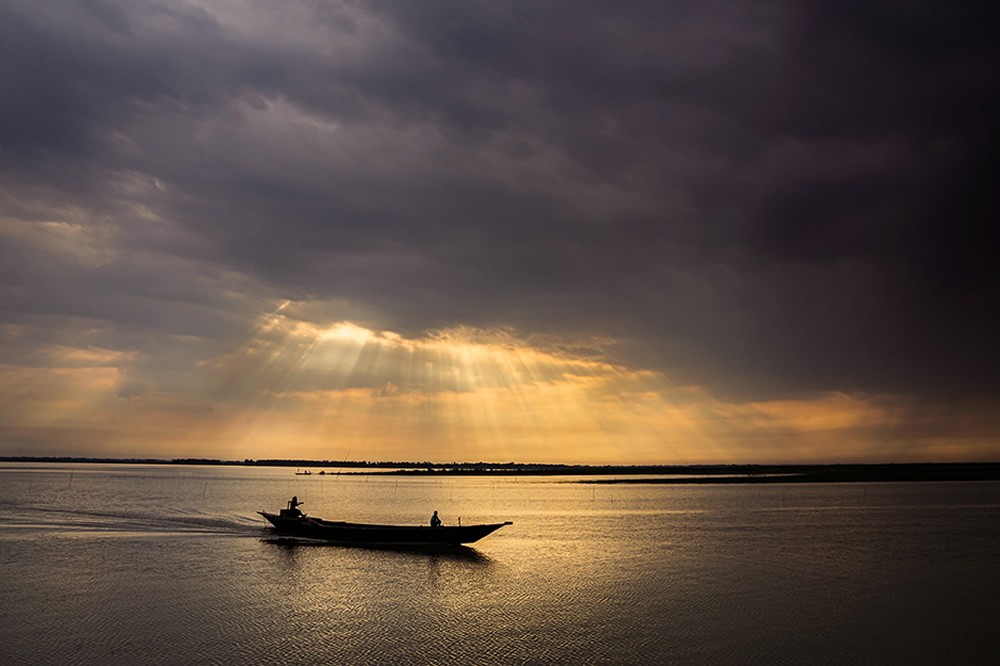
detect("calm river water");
top-left (1, 463), bottom-right (998, 665)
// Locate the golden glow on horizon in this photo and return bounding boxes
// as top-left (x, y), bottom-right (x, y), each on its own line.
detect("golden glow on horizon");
top-left (2, 304), bottom-right (998, 464)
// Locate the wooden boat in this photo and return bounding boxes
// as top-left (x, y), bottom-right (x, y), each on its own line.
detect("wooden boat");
top-left (258, 508), bottom-right (512, 545)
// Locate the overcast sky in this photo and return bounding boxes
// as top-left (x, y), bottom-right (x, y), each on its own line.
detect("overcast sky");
top-left (1, 0), bottom-right (997, 464)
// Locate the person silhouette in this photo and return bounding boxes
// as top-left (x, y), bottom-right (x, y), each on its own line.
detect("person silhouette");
top-left (430, 510), bottom-right (441, 527)
top-left (288, 496), bottom-right (304, 518)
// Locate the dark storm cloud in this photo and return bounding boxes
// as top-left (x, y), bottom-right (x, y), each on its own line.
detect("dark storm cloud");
top-left (1, 0), bottom-right (998, 402)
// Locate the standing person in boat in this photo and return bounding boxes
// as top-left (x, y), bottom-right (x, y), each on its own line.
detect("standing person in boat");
top-left (288, 496), bottom-right (304, 518)
top-left (430, 510), bottom-right (441, 527)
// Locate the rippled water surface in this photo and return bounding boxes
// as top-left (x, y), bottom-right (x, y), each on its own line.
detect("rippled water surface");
top-left (1, 463), bottom-right (998, 664)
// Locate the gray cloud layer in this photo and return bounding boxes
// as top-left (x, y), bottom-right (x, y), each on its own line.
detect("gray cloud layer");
top-left (2, 0), bottom-right (998, 403)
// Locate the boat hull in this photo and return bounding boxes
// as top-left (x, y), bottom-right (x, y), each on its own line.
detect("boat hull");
top-left (258, 511), bottom-right (511, 545)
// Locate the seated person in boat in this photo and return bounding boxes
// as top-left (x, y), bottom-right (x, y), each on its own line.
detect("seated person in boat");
top-left (287, 496), bottom-right (304, 518)
top-left (430, 510), bottom-right (441, 527)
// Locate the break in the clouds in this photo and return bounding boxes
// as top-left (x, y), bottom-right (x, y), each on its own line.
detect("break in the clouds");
top-left (1, 1), bottom-right (998, 462)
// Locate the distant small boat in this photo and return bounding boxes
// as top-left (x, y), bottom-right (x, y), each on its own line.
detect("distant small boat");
top-left (258, 508), bottom-right (512, 545)
top-left (295, 469), bottom-right (311, 475)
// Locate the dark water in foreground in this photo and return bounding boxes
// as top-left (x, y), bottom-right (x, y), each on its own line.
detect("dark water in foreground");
top-left (1, 464), bottom-right (998, 665)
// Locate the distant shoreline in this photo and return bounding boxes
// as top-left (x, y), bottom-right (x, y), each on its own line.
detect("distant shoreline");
top-left (572, 465), bottom-right (1000, 484)
top-left (2, 457), bottom-right (999, 484)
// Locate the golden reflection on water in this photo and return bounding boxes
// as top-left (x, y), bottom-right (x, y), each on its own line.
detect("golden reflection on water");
top-left (2, 465), bottom-right (999, 664)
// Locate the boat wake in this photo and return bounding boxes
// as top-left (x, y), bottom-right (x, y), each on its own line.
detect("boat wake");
top-left (0, 504), bottom-right (263, 538)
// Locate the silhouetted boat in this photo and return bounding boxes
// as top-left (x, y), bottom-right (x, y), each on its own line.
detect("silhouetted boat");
top-left (258, 508), bottom-right (512, 545)
top-left (294, 469), bottom-right (311, 475)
